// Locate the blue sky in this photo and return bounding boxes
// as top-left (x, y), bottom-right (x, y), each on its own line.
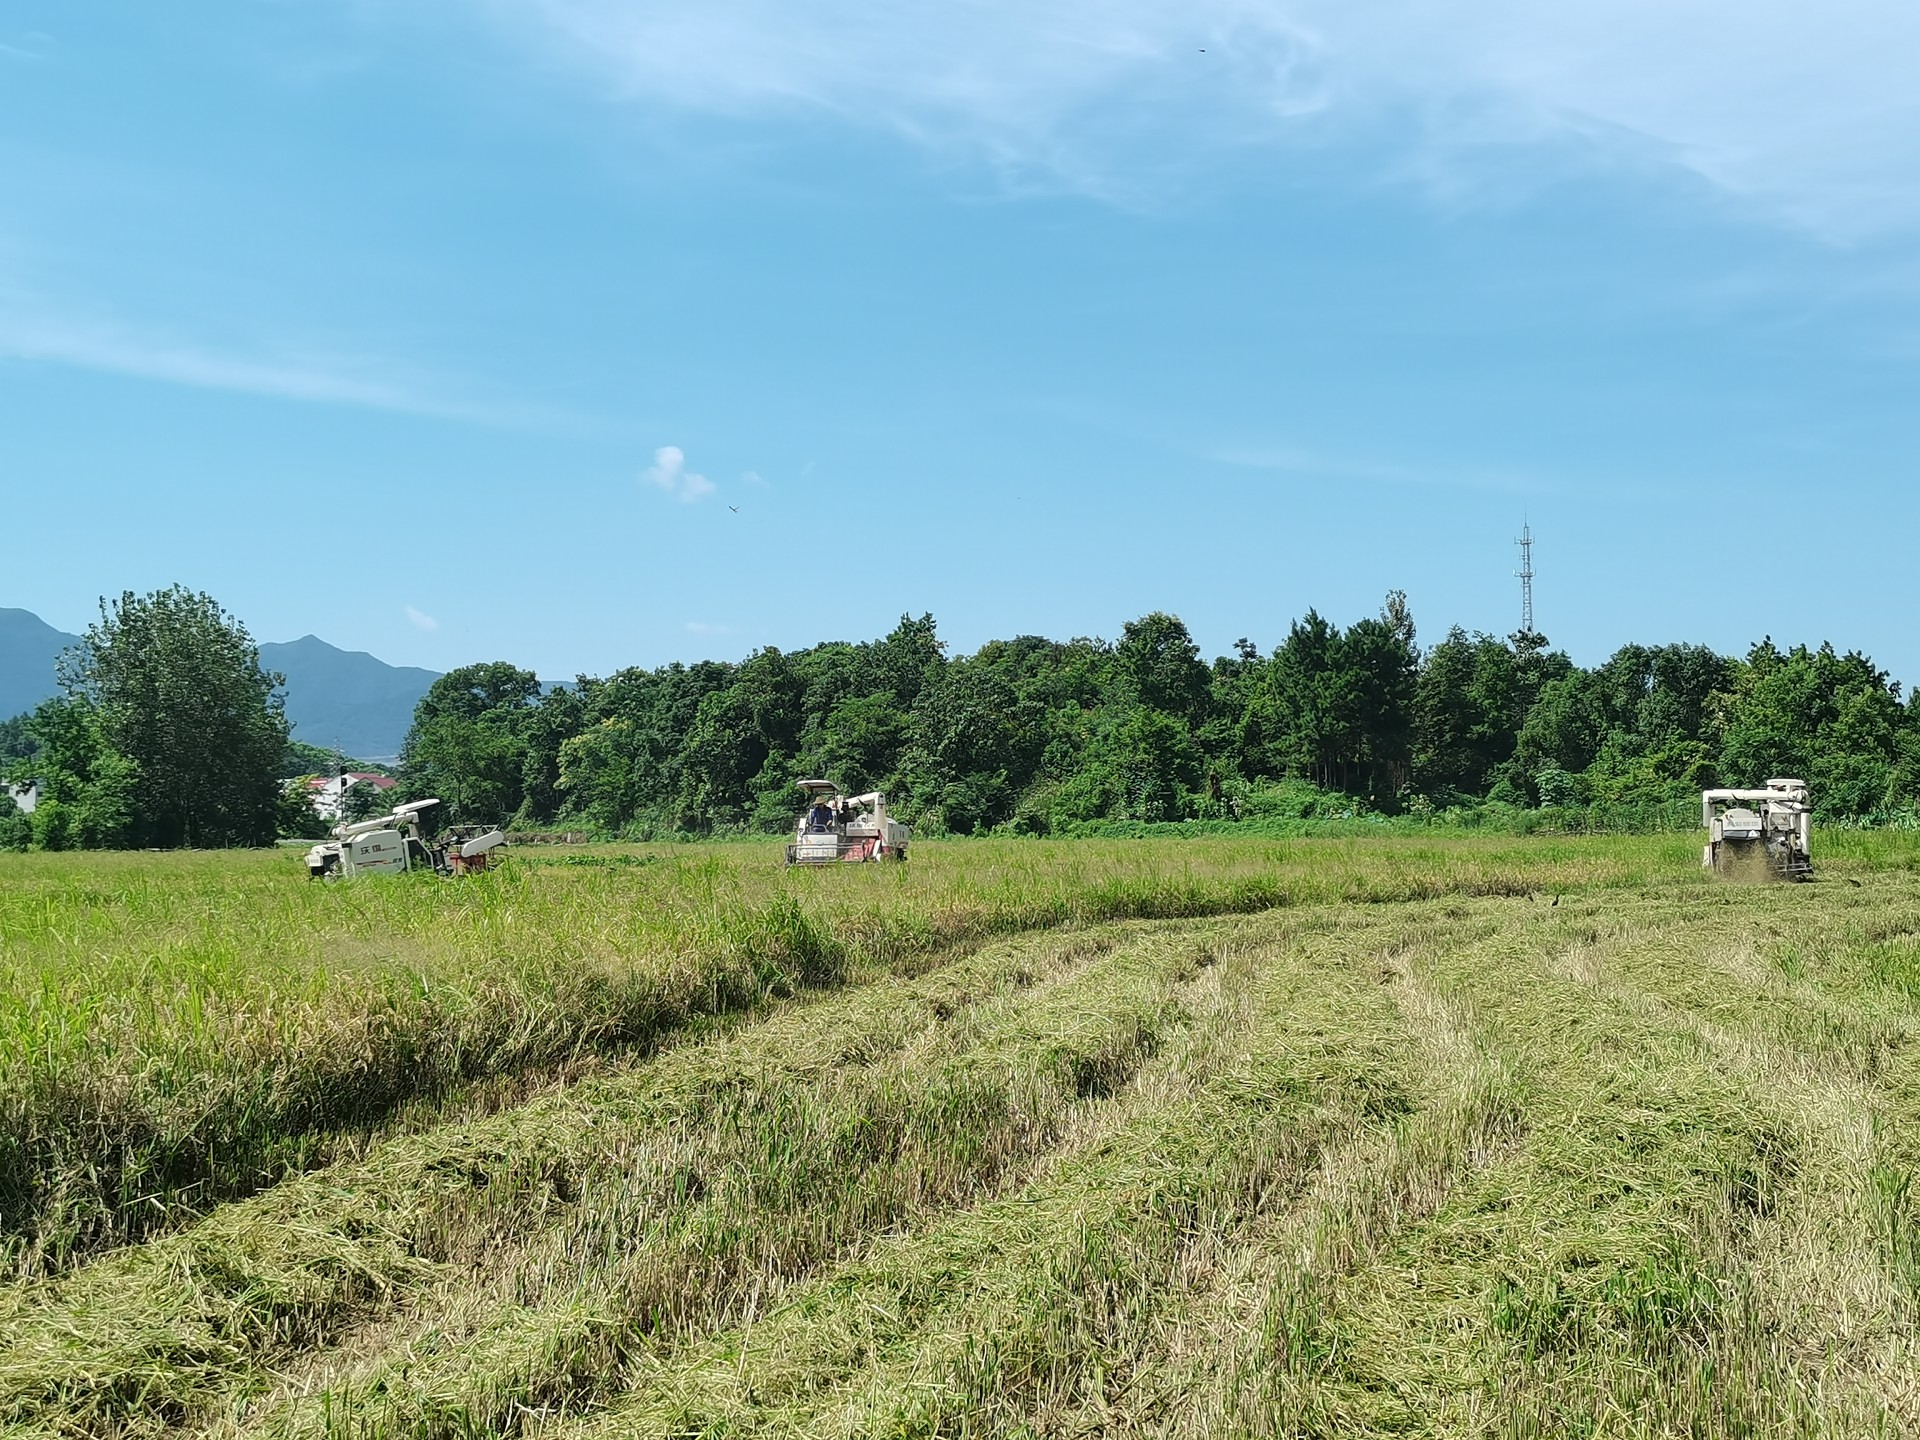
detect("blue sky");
top-left (4, 1), bottom-right (1918, 684)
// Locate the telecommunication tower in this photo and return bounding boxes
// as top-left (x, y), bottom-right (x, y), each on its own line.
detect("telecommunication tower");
top-left (1514, 523), bottom-right (1535, 635)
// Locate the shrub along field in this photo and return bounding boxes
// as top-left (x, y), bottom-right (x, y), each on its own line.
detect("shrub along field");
top-left (3, 832), bottom-right (1920, 1434)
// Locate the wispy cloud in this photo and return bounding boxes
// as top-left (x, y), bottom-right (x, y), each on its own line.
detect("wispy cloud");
top-left (1214, 442), bottom-right (1540, 494)
top-left (482, 0), bottom-right (1920, 237)
top-left (484, 0), bottom-right (1328, 201)
top-left (0, 287), bottom-right (557, 425)
top-left (1314, 1), bottom-right (1920, 240)
top-left (685, 620), bottom-right (731, 635)
top-left (405, 605), bottom-right (440, 631)
top-left (1215, 445), bottom-right (1422, 485)
top-left (741, 469), bottom-right (766, 487)
top-left (641, 445), bottom-right (717, 502)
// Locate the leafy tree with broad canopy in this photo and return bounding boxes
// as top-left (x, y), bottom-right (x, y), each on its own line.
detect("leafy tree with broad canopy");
top-left (398, 661), bottom-right (543, 822)
top-left (49, 587), bottom-right (288, 847)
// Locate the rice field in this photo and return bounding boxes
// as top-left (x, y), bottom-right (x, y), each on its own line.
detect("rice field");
top-left (3, 831), bottom-right (1920, 1435)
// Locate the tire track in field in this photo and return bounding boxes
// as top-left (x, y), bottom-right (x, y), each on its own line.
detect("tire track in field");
top-left (1122, 916), bottom-right (1528, 1440)
top-left (509, 885), bottom-right (1918, 1438)
top-left (1007, 892), bottom-right (1839, 1439)
top-left (1535, 904), bottom-right (1920, 1429)
top-left (203, 926), bottom-right (1260, 1440)
top-left (1337, 893), bottom-right (1868, 1436)
top-left (520, 908), bottom-right (1447, 1439)
top-left (2, 919), bottom-right (1304, 1440)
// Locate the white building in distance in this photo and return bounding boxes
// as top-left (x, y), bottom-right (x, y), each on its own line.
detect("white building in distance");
top-left (305, 772), bottom-right (397, 821)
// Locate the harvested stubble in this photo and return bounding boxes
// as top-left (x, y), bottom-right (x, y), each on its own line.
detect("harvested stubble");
top-left (5, 834), bottom-right (1920, 1436)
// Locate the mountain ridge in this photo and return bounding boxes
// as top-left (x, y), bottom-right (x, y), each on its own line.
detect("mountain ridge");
top-left (0, 609), bottom-right (74, 722)
top-left (0, 609), bottom-right (439, 763)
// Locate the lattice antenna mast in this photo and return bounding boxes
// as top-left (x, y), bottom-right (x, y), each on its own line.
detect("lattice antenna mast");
top-left (1514, 523), bottom-right (1535, 635)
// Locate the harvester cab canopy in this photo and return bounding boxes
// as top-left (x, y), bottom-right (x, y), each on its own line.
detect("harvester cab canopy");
top-left (1702, 778), bottom-right (1811, 879)
top-left (785, 782), bottom-right (910, 865)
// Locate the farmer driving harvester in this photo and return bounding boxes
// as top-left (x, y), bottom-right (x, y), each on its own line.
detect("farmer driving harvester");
top-left (786, 780), bottom-right (911, 864)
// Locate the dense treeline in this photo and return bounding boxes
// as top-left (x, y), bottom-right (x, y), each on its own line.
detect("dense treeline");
top-left (7, 588), bottom-right (1917, 849)
top-left (394, 597), bottom-right (1920, 837)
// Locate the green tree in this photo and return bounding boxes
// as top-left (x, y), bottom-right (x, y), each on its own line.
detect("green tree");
top-left (1115, 612), bottom-right (1211, 725)
top-left (56, 587), bottom-right (287, 847)
top-left (399, 662), bottom-right (542, 821)
top-left (900, 661), bottom-right (1044, 832)
top-left (1535, 764), bottom-right (1582, 807)
top-left (1094, 705), bottom-right (1202, 822)
top-left (1262, 596), bottom-right (1418, 803)
top-left (14, 696), bottom-right (141, 849)
top-left (517, 683), bottom-right (589, 826)
top-left (1342, 592), bottom-right (1418, 805)
top-left (280, 738), bottom-right (377, 780)
top-left (815, 693), bottom-right (912, 795)
top-left (0, 713), bottom-right (37, 765)
top-left (1513, 672), bottom-right (1608, 785)
top-left (0, 793), bottom-right (27, 852)
top-left (870, 612), bottom-right (946, 713)
top-left (558, 718), bottom-right (652, 834)
top-left (557, 661), bottom-right (735, 835)
top-left (1718, 641), bottom-right (1905, 817)
top-left (671, 648), bottom-right (805, 830)
top-left (1267, 610), bottom-right (1349, 789)
top-left (276, 777), bottom-right (331, 840)
top-left (1414, 628), bottom-right (1525, 798)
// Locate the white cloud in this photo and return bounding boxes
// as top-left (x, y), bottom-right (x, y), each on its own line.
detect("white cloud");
top-left (685, 620), bottom-right (731, 635)
top-left (405, 605), bottom-right (440, 631)
top-left (641, 444), bottom-right (717, 502)
top-left (741, 469), bottom-right (766, 487)
top-left (482, 0), bottom-right (1920, 237)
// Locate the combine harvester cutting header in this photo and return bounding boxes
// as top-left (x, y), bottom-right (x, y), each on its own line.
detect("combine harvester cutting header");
top-left (1702, 779), bottom-right (1812, 881)
top-left (306, 798), bottom-right (507, 880)
top-left (786, 781), bottom-right (911, 865)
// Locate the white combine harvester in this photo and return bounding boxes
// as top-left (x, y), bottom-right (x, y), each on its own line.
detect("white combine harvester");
top-left (306, 798), bottom-right (507, 880)
top-left (785, 780), bottom-right (911, 865)
top-left (1702, 778), bottom-right (1812, 880)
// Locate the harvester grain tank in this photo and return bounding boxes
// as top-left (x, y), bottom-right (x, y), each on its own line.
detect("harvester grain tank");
top-left (1701, 779), bottom-right (1811, 880)
top-left (306, 798), bottom-right (507, 879)
top-left (786, 780), bottom-right (911, 864)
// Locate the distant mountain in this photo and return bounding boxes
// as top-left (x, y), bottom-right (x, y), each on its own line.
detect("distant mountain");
top-left (259, 636), bottom-right (438, 764)
top-left (0, 611), bottom-right (437, 765)
top-left (0, 608), bottom-right (78, 720)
